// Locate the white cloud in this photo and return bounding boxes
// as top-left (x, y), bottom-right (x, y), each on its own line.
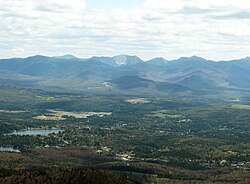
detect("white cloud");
top-left (0, 0), bottom-right (250, 60)
top-left (142, 0), bottom-right (183, 11)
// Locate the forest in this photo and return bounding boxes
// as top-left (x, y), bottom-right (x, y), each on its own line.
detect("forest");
top-left (0, 85), bottom-right (249, 183)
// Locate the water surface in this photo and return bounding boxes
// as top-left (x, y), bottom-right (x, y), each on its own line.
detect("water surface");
top-left (0, 147), bottom-right (20, 153)
top-left (7, 129), bottom-right (64, 136)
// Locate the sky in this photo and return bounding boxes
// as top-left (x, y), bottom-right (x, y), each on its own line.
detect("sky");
top-left (0, 0), bottom-right (250, 60)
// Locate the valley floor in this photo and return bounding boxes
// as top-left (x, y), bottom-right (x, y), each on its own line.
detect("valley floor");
top-left (0, 86), bottom-right (249, 183)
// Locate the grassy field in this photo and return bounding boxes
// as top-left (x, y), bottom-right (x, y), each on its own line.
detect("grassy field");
top-left (149, 110), bottom-right (184, 119)
top-left (125, 98), bottom-right (151, 104)
top-left (231, 104), bottom-right (250, 110)
top-left (34, 110), bottom-right (112, 120)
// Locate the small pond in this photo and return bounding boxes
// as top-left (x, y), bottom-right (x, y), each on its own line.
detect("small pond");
top-left (0, 147), bottom-right (20, 153)
top-left (6, 129), bottom-right (64, 136)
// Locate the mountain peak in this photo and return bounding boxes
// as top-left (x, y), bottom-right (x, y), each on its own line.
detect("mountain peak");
top-left (114, 54), bottom-right (136, 58)
top-left (26, 55), bottom-right (50, 61)
top-left (190, 55), bottom-right (204, 59)
top-left (152, 57), bottom-right (166, 60)
top-left (112, 55), bottom-right (141, 60)
top-left (147, 57), bottom-right (167, 65)
top-left (27, 55), bottom-right (47, 58)
top-left (54, 54), bottom-right (78, 60)
top-left (177, 56), bottom-right (207, 62)
top-left (88, 55), bottom-right (143, 67)
top-left (112, 55), bottom-right (142, 66)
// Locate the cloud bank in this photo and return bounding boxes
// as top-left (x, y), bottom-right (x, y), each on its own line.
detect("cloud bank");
top-left (1, 0), bottom-right (250, 60)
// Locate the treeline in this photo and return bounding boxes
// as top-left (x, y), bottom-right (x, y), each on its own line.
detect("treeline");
top-left (0, 168), bottom-right (135, 184)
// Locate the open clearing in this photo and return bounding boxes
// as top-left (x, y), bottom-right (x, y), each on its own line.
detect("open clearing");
top-left (34, 110), bottom-right (112, 121)
top-left (231, 104), bottom-right (250, 110)
top-left (149, 110), bottom-right (183, 119)
top-left (126, 98), bottom-right (150, 104)
top-left (0, 110), bottom-right (26, 113)
top-left (33, 115), bottom-right (66, 121)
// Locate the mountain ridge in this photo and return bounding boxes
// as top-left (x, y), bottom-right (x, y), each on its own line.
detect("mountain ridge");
top-left (1, 54), bottom-right (250, 96)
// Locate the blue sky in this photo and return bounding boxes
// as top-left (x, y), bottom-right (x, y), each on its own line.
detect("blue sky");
top-left (0, 0), bottom-right (250, 60)
top-left (86, 0), bottom-right (144, 9)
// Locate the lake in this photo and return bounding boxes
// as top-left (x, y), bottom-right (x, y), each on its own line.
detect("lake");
top-left (0, 147), bottom-right (20, 153)
top-left (6, 129), bottom-right (64, 136)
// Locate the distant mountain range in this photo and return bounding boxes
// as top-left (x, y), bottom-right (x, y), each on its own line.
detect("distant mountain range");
top-left (0, 54), bottom-right (250, 96)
